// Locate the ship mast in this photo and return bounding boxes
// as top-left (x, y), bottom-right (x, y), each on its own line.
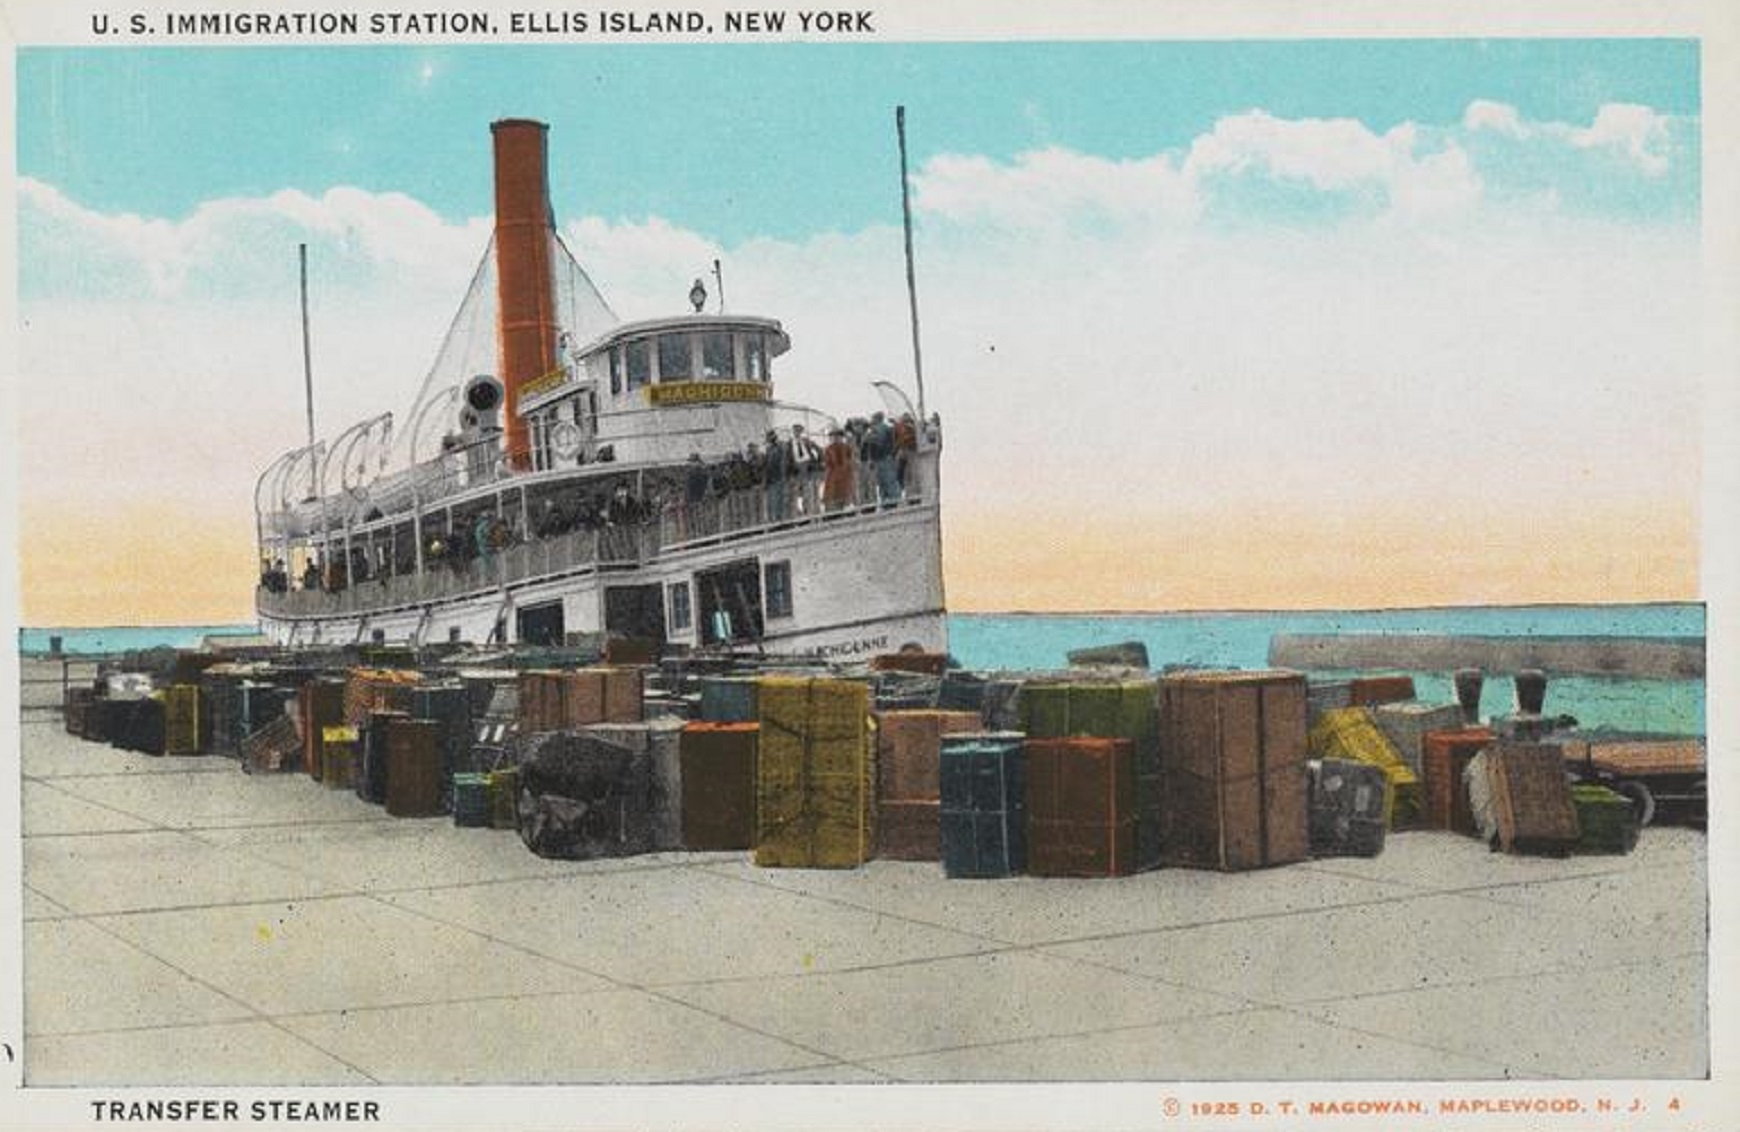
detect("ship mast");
top-left (299, 243), bottom-right (317, 497)
top-left (896, 105), bottom-right (926, 421)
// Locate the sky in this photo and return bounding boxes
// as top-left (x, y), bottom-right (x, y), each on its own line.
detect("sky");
top-left (11, 37), bottom-right (1705, 622)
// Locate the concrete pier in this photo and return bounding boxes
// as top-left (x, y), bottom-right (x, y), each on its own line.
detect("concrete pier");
top-left (15, 658), bottom-right (1708, 1087)
top-left (1268, 633), bottom-right (1704, 679)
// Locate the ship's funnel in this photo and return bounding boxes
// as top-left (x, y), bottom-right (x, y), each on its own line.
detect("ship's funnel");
top-left (491, 119), bottom-right (560, 470)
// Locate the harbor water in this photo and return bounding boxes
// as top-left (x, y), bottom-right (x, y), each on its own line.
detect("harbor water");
top-left (18, 602), bottom-right (1706, 735)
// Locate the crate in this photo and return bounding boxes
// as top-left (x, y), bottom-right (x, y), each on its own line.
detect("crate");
top-left (699, 676), bottom-right (760, 723)
top-left (679, 723), bottom-right (759, 850)
top-left (385, 718), bottom-right (443, 818)
top-left (452, 772), bottom-right (492, 827)
top-left (487, 766), bottom-right (519, 830)
top-left (754, 677), bottom-right (874, 869)
top-left (602, 666), bottom-right (644, 723)
top-left (873, 709), bottom-right (984, 860)
top-left (870, 651), bottom-right (948, 675)
top-left (161, 684), bottom-right (205, 755)
top-left (1308, 758), bottom-right (1388, 858)
top-left (1159, 670), bottom-right (1310, 871)
top-left (240, 712), bottom-right (297, 773)
top-left (1373, 701), bottom-right (1466, 777)
top-left (410, 682), bottom-right (473, 812)
top-left (939, 734), bottom-right (1027, 878)
top-left (299, 679), bottom-right (346, 780)
top-left (517, 670), bottom-right (568, 732)
top-left (1347, 675), bottom-right (1416, 707)
top-left (1570, 783), bottom-right (1640, 854)
top-left (1421, 727), bottom-right (1494, 835)
top-left (355, 710), bottom-right (408, 804)
top-left (1308, 708), bottom-right (1422, 828)
top-left (320, 726), bottom-right (357, 789)
top-left (1486, 742), bottom-right (1580, 856)
top-left (1025, 737), bottom-right (1136, 878)
top-left (1019, 681), bottom-right (1161, 870)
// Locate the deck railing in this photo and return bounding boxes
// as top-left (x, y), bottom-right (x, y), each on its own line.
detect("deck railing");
top-left (258, 448), bottom-right (937, 622)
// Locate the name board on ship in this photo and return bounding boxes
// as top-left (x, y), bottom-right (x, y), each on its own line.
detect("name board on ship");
top-left (519, 366), bottom-right (570, 400)
top-left (646, 381), bottom-right (771, 407)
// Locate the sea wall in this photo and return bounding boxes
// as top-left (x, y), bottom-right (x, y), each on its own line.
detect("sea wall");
top-left (1267, 634), bottom-right (1704, 680)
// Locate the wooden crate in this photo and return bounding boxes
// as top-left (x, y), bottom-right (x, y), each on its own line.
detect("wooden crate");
top-left (1159, 670), bottom-right (1309, 871)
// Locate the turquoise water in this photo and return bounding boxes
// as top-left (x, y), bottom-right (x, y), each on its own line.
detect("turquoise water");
top-left (950, 604), bottom-right (1705, 735)
top-left (19, 603), bottom-right (1706, 734)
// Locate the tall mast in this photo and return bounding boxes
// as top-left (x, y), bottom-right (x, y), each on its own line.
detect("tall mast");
top-left (299, 243), bottom-right (317, 497)
top-left (896, 105), bottom-right (926, 421)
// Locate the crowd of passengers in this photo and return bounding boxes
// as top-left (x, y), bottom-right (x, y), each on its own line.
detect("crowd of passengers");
top-left (260, 411), bottom-right (937, 595)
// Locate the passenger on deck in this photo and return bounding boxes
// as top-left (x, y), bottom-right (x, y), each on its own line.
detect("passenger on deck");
top-left (301, 560), bottom-right (321, 591)
top-left (865, 411), bottom-right (900, 505)
top-left (607, 483), bottom-right (638, 527)
top-left (763, 430), bottom-right (792, 522)
top-left (822, 427), bottom-right (855, 511)
top-left (791, 424), bottom-right (823, 515)
top-left (894, 412), bottom-right (917, 493)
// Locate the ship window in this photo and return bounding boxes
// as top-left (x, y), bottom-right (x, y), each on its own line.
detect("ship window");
top-left (608, 347), bottom-right (623, 395)
top-left (745, 334), bottom-right (767, 382)
top-left (667, 580), bottom-right (692, 632)
top-left (764, 560), bottom-right (793, 619)
top-left (657, 333), bottom-right (693, 382)
top-left (625, 340), bottom-right (651, 389)
top-left (701, 332), bottom-right (735, 379)
top-left (529, 412), bottom-right (553, 472)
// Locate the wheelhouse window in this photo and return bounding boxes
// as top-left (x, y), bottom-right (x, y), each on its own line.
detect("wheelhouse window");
top-left (608, 347), bottom-right (623, 395)
top-left (701, 332), bottom-right (735, 379)
top-left (745, 333), bottom-right (768, 382)
top-left (625, 340), bottom-right (651, 390)
top-left (529, 411), bottom-right (553, 471)
top-left (764, 560), bottom-right (793, 620)
top-left (657, 333), bottom-right (693, 382)
top-left (667, 581), bottom-right (693, 632)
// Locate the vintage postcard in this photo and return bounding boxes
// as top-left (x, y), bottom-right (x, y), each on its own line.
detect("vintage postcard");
top-left (1, 0), bottom-right (1733, 1128)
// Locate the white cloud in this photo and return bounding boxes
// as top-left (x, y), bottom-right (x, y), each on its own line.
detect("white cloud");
top-left (1464, 99), bottom-right (1527, 137)
top-left (1572, 103), bottom-right (1674, 175)
top-left (15, 100), bottom-right (1700, 587)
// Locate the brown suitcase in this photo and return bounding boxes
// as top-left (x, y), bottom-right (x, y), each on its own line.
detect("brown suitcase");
top-left (1025, 737), bottom-right (1136, 878)
top-left (601, 667), bottom-right (644, 723)
top-left (874, 710), bottom-right (983, 860)
top-left (1159, 670), bottom-right (1309, 871)
top-left (680, 723), bottom-right (759, 850)
top-left (300, 679), bottom-right (346, 780)
top-left (385, 718), bottom-right (443, 817)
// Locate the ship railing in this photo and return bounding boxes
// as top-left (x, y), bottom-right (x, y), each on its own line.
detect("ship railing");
top-left (257, 448), bottom-right (937, 620)
top-left (256, 520), bottom-right (660, 619)
top-left (656, 446), bottom-right (938, 548)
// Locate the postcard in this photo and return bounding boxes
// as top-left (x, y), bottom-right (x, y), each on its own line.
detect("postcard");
top-left (1, 1), bottom-right (1733, 1128)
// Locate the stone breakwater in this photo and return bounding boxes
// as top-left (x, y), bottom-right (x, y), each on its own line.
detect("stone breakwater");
top-left (1268, 633), bottom-right (1704, 680)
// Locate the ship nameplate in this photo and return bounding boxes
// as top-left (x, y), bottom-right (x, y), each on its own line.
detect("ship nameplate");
top-left (646, 381), bottom-right (771, 406)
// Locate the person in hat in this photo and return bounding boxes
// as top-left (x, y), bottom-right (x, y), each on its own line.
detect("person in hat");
top-left (762, 429), bottom-right (793, 522)
top-left (790, 423), bottom-right (823, 515)
top-left (822, 426), bottom-right (855, 512)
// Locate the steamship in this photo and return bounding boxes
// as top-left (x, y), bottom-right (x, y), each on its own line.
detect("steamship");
top-left (254, 119), bottom-right (945, 658)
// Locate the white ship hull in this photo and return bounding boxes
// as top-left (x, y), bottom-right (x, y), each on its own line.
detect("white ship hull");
top-left (259, 492), bottom-right (946, 658)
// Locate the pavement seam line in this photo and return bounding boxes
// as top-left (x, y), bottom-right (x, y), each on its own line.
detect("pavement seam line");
top-left (359, 883), bottom-right (849, 1068)
top-left (26, 915), bottom-right (384, 1085)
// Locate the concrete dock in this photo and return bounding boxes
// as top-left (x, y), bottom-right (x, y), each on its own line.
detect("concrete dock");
top-left (16, 662), bottom-right (1709, 1087)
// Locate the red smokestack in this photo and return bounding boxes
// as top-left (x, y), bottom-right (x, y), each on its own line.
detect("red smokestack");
top-left (491, 119), bottom-right (559, 470)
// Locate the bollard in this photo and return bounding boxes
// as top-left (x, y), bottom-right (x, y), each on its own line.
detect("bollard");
top-left (1515, 668), bottom-right (1548, 715)
top-left (1453, 667), bottom-right (1484, 724)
